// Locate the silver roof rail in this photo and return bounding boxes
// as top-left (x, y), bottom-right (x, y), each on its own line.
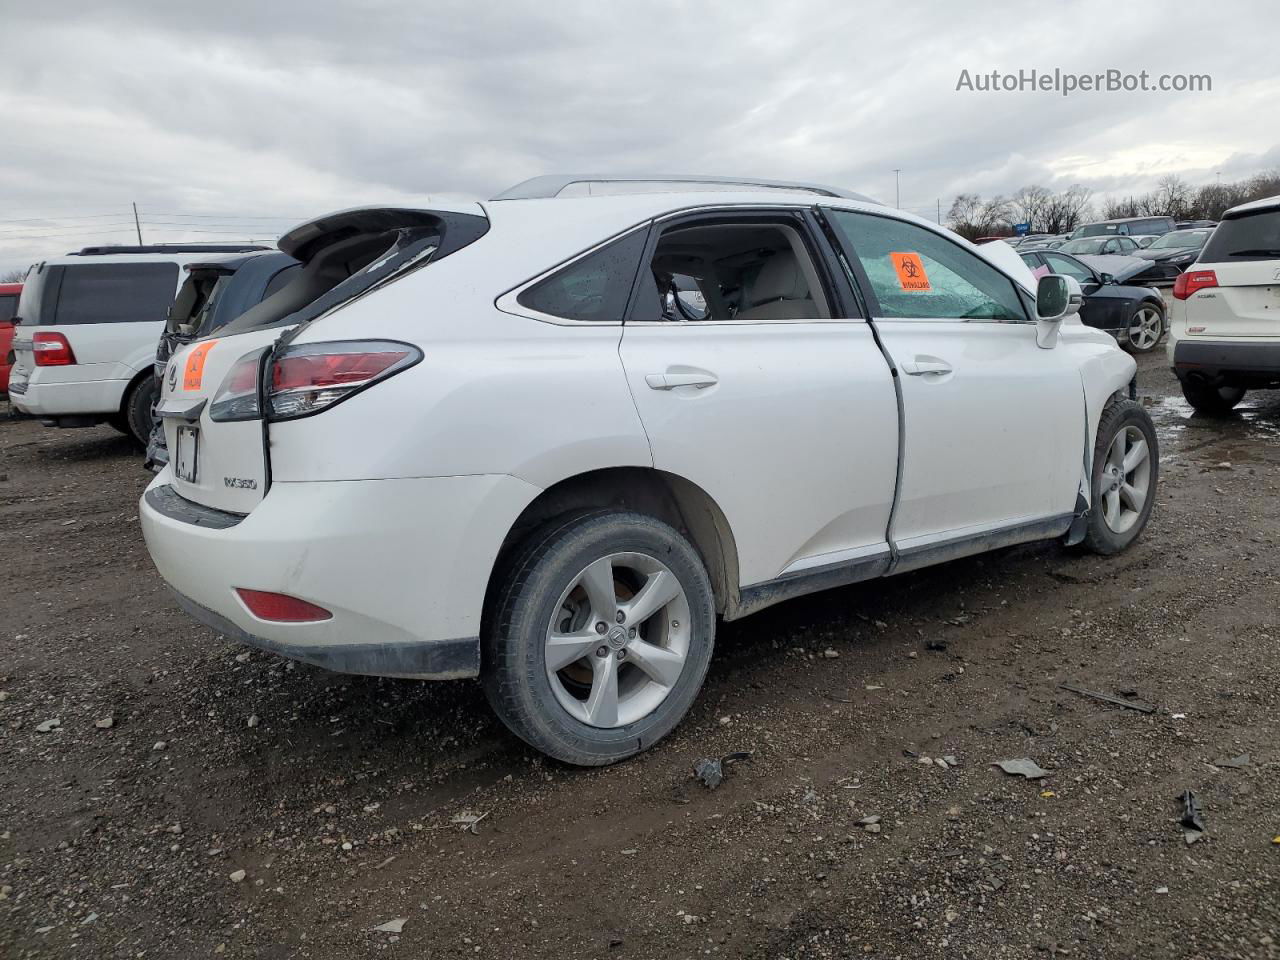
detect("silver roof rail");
top-left (492, 174), bottom-right (878, 203)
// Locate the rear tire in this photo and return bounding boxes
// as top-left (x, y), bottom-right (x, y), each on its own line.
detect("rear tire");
top-left (1083, 399), bottom-right (1158, 555)
top-left (1181, 380), bottom-right (1245, 416)
top-left (1123, 302), bottom-right (1165, 353)
top-left (122, 376), bottom-right (158, 447)
top-left (482, 510), bottom-right (715, 766)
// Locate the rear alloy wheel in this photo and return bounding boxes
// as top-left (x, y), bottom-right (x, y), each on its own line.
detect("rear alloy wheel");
top-left (483, 511), bottom-right (715, 766)
top-left (1181, 380), bottom-right (1246, 416)
top-left (1083, 399), bottom-right (1159, 555)
top-left (1124, 303), bottom-right (1165, 353)
top-left (122, 376), bottom-right (159, 447)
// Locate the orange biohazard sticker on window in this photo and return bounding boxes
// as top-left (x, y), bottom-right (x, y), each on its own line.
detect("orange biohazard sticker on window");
top-left (182, 340), bottom-right (220, 391)
top-left (891, 252), bottom-right (931, 292)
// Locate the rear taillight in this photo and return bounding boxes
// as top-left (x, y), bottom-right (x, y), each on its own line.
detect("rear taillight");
top-left (209, 348), bottom-right (268, 422)
top-left (235, 588), bottom-right (332, 623)
top-left (1173, 269), bottom-right (1218, 300)
top-left (33, 331), bottom-right (76, 366)
top-left (266, 340), bottom-right (420, 420)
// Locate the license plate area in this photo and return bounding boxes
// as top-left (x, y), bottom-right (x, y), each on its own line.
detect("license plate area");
top-left (175, 425), bottom-right (200, 483)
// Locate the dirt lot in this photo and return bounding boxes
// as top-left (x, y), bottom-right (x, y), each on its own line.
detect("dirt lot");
top-left (2, 348), bottom-right (1278, 960)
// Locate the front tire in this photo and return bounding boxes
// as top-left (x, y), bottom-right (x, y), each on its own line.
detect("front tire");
top-left (1124, 302), bottom-right (1165, 353)
top-left (1181, 380), bottom-right (1246, 416)
top-left (482, 511), bottom-right (715, 766)
top-left (1083, 399), bottom-right (1159, 555)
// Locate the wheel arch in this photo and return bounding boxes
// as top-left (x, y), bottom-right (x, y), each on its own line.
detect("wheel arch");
top-left (118, 366), bottom-right (154, 416)
top-left (485, 467), bottom-right (741, 618)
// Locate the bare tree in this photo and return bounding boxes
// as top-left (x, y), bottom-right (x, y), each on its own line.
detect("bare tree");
top-left (1, 269), bottom-right (26, 283)
top-left (1041, 185), bottom-right (1092, 234)
top-left (1009, 185), bottom-right (1051, 232)
top-left (978, 195), bottom-right (1011, 234)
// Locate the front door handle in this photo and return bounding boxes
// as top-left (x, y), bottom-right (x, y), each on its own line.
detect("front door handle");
top-left (900, 358), bottom-right (953, 376)
top-left (645, 371), bottom-right (719, 390)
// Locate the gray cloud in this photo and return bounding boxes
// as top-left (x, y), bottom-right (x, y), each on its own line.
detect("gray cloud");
top-left (2, 0), bottom-right (1276, 272)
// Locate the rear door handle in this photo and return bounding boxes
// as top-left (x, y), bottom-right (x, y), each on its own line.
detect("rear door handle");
top-left (645, 372), bottom-right (719, 390)
top-left (900, 358), bottom-right (953, 376)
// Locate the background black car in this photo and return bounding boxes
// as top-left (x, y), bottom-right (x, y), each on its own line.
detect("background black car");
top-left (1125, 228), bottom-right (1214, 283)
top-left (1019, 249), bottom-right (1167, 353)
top-left (145, 251), bottom-right (299, 468)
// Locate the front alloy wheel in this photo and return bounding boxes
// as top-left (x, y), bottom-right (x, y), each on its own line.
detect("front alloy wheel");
top-left (1125, 304), bottom-right (1164, 353)
top-left (1083, 399), bottom-right (1159, 555)
top-left (483, 511), bottom-right (715, 766)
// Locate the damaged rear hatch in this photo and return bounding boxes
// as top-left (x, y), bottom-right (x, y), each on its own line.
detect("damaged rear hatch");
top-left (153, 204), bottom-right (489, 515)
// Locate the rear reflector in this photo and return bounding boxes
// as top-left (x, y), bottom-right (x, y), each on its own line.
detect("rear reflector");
top-left (235, 588), bottom-right (333, 623)
top-left (33, 331), bottom-right (76, 366)
top-left (1173, 269), bottom-right (1218, 300)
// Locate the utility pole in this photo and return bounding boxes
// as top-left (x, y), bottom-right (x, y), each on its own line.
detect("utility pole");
top-left (893, 169), bottom-right (901, 208)
top-left (937, 198), bottom-right (942, 224)
top-left (132, 202), bottom-right (143, 245)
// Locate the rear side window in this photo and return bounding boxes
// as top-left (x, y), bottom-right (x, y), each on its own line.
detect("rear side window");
top-left (53, 263), bottom-right (178, 325)
top-left (0, 295), bottom-right (16, 323)
top-left (1200, 210), bottom-right (1280, 262)
top-left (262, 264), bottom-right (301, 299)
top-left (830, 211), bottom-right (1027, 322)
top-left (517, 229), bottom-right (647, 322)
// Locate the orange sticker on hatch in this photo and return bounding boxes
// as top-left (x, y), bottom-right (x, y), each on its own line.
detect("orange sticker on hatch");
top-left (182, 340), bottom-right (220, 391)
top-left (891, 252), bottom-right (931, 292)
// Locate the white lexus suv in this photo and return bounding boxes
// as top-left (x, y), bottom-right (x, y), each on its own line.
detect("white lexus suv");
top-left (139, 175), bottom-right (1158, 765)
top-left (1167, 194), bottom-right (1280, 413)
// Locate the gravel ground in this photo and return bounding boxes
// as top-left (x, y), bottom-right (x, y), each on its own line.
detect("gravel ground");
top-left (2, 348), bottom-right (1278, 960)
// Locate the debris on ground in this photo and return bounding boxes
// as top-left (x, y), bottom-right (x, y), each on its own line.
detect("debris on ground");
top-left (692, 751), bottom-right (752, 789)
top-left (925, 639), bottom-right (948, 651)
top-left (34, 718), bottom-right (61, 733)
top-left (993, 758), bottom-right (1050, 779)
top-left (451, 811), bottom-right (490, 835)
top-left (94, 716), bottom-right (114, 729)
top-left (1058, 681), bottom-right (1155, 713)
top-left (1178, 790), bottom-right (1206, 845)
top-left (1213, 753), bottom-right (1250, 769)
top-left (228, 869), bottom-right (246, 883)
top-left (857, 814), bottom-right (882, 834)
top-left (373, 918), bottom-right (408, 934)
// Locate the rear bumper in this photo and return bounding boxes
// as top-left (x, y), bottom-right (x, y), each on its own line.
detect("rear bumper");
top-left (9, 373), bottom-right (129, 418)
top-left (139, 470), bottom-right (541, 680)
top-left (1172, 338), bottom-right (1280, 388)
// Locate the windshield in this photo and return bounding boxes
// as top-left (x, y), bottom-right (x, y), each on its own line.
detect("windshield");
top-left (1199, 209), bottom-right (1280, 261)
top-left (1060, 238), bottom-right (1107, 254)
top-left (1150, 230), bottom-right (1210, 249)
top-left (1074, 223), bottom-right (1120, 238)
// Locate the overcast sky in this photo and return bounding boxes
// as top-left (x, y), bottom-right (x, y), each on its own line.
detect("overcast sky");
top-left (2, 0), bottom-right (1277, 273)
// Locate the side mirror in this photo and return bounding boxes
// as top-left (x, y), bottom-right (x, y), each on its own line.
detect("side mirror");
top-left (1098, 272), bottom-right (1116, 285)
top-left (1035, 274), bottom-right (1083, 349)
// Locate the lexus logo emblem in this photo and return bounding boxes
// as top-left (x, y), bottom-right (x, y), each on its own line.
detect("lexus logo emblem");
top-left (167, 361), bottom-right (178, 391)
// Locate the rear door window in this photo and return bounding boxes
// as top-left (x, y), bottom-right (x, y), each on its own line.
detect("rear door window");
top-left (53, 263), bottom-right (178, 324)
top-left (1200, 210), bottom-right (1280, 262)
top-left (0, 295), bottom-right (16, 323)
top-left (517, 229), bottom-right (648, 322)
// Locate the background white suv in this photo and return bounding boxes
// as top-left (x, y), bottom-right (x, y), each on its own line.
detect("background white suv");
top-left (8, 244), bottom-right (266, 443)
top-left (1167, 195), bottom-right (1280, 414)
top-left (139, 176), bottom-right (1158, 765)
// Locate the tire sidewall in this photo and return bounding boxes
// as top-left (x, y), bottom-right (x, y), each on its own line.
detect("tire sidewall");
top-left (1087, 401), bottom-right (1159, 554)
top-left (1125, 302), bottom-right (1164, 354)
top-left (125, 377), bottom-right (158, 446)
top-left (488, 512), bottom-right (715, 764)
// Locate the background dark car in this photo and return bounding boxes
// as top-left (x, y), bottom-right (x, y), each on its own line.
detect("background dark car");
top-left (1020, 249), bottom-right (1167, 353)
top-left (0, 281), bottom-right (20, 397)
top-left (145, 251), bottom-right (299, 468)
top-left (1125, 228), bottom-right (1214, 283)
top-left (1058, 236), bottom-right (1143, 257)
top-left (1070, 215), bottom-right (1177, 239)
